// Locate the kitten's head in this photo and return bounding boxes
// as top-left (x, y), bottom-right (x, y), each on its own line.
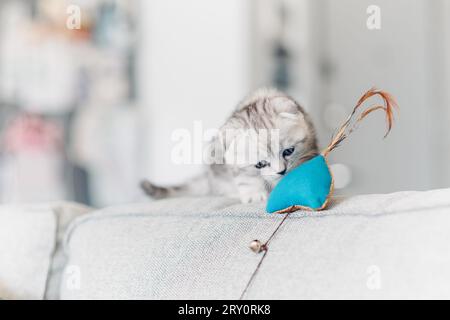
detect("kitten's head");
top-left (218, 88), bottom-right (318, 188)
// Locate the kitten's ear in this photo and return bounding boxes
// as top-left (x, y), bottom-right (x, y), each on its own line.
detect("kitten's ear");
top-left (272, 97), bottom-right (305, 121)
top-left (279, 111), bottom-right (304, 121)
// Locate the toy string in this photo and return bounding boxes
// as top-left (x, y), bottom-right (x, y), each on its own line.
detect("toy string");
top-left (321, 88), bottom-right (397, 157)
top-left (239, 212), bottom-right (292, 300)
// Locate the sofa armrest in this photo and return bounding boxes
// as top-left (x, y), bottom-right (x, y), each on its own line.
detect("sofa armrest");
top-left (0, 202), bottom-right (92, 300)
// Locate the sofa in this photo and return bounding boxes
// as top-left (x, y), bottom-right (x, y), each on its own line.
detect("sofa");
top-left (2, 188), bottom-right (450, 300)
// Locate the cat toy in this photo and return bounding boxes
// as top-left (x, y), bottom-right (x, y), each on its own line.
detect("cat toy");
top-left (266, 88), bottom-right (397, 214)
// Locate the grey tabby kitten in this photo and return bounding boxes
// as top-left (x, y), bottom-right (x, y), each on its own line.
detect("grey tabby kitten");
top-left (141, 88), bottom-right (318, 203)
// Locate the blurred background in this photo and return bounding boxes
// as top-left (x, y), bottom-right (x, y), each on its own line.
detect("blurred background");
top-left (0, 0), bottom-right (449, 207)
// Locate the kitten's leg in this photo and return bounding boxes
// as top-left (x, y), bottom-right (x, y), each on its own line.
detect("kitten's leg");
top-left (234, 175), bottom-right (268, 204)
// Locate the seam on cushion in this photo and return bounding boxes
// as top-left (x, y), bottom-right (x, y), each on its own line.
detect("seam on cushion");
top-left (62, 208), bottom-right (281, 254)
top-left (43, 208), bottom-right (59, 300)
top-left (289, 203), bottom-right (450, 219)
top-left (42, 203), bottom-right (92, 299)
top-left (84, 197), bottom-right (239, 217)
top-left (62, 201), bottom-right (450, 256)
top-left (64, 201), bottom-right (450, 245)
top-left (62, 201), bottom-right (268, 250)
top-left (63, 200), bottom-right (249, 237)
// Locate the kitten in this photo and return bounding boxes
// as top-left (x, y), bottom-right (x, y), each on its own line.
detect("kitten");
top-left (141, 88), bottom-right (318, 204)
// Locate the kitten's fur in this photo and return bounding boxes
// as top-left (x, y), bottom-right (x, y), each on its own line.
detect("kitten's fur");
top-left (141, 88), bottom-right (318, 203)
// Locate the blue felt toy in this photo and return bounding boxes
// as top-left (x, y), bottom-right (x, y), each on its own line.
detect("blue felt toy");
top-left (266, 88), bottom-right (397, 214)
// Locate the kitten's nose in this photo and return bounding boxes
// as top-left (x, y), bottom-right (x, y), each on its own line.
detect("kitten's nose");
top-left (277, 169), bottom-right (287, 176)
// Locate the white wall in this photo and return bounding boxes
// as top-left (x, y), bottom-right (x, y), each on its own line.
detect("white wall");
top-left (137, 0), bottom-right (251, 184)
top-left (305, 0), bottom-right (447, 194)
top-left (251, 0), bottom-right (312, 103)
top-left (136, 0), bottom-right (450, 193)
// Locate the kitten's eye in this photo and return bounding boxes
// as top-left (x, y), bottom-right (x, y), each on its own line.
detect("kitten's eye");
top-left (255, 160), bottom-right (269, 169)
top-left (282, 147), bottom-right (295, 158)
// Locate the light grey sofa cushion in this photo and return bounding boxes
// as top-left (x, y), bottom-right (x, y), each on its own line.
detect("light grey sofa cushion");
top-left (61, 197), bottom-right (284, 299)
top-left (0, 202), bottom-right (91, 300)
top-left (246, 189), bottom-right (450, 299)
top-left (61, 189), bottom-right (450, 299)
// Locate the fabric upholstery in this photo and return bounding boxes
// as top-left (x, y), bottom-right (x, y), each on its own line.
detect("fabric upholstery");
top-left (61, 197), bottom-right (284, 299)
top-left (0, 202), bottom-right (91, 300)
top-left (247, 189), bottom-right (450, 299)
top-left (61, 189), bottom-right (450, 299)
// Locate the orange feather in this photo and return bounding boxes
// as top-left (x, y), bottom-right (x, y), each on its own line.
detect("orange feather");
top-left (322, 88), bottom-right (398, 157)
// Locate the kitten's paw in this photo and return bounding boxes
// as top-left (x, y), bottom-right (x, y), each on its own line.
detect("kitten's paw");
top-left (240, 191), bottom-right (268, 204)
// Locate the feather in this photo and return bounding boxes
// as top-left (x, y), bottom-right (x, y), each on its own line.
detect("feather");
top-left (322, 88), bottom-right (398, 157)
